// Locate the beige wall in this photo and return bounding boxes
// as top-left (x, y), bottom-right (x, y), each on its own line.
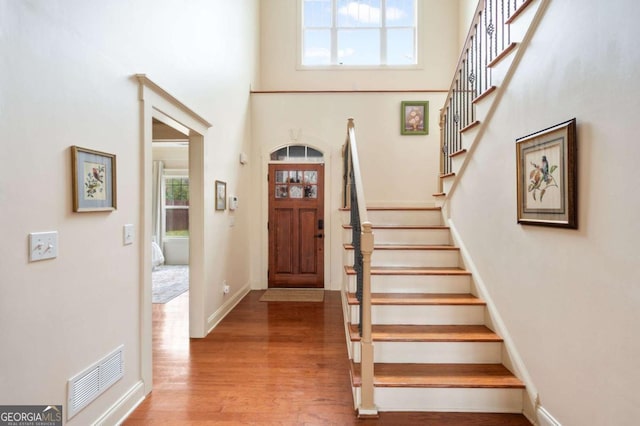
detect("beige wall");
top-left (250, 1), bottom-right (462, 290)
top-left (250, 92), bottom-right (446, 290)
top-left (458, 0), bottom-right (478, 50)
top-left (447, 0), bottom-right (640, 424)
top-left (0, 0), bottom-right (258, 424)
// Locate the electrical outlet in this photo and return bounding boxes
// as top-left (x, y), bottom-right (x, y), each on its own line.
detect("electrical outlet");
top-left (29, 231), bottom-right (58, 261)
top-left (223, 281), bottom-right (230, 294)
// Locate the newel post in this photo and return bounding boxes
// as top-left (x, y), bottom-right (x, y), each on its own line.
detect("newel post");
top-left (358, 221), bottom-right (377, 417)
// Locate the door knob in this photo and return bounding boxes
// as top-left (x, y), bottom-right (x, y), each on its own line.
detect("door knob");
top-left (315, 234), bottom-right (324, 238)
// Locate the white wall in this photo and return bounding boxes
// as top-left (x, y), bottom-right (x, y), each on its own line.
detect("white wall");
top-left (446, 1), bottom-right (640, 424)
top-left (0, 0), bottom-right (258, 424)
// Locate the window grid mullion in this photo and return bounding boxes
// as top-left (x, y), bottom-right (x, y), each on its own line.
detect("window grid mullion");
top-left (381, 0), bottom-right (387, 65)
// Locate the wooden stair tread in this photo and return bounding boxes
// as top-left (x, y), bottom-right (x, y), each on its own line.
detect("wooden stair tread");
top-left (366, 206), bottom-right (441, 211)
top-left (488, 42), bottom-right (518, 68)
top-left (343, 243), bottom-right (457, 251)
top-left (449, 148), bottom-right (468, 158)
top-left (347, 292), bottom-right (484, 306)
top-left (351, 362), bottom-right (525, 389)
top-left (343, 224), bottom-right (449, 230)
top-left (345, 265), bottom-right (470, 276)
top-left (348, 323), bottom-right (502, 342)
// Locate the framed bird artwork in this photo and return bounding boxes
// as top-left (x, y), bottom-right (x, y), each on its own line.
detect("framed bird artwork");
top-left (515, 118), bottom-right (577, 228)
top-left (71, 146), bottom-right (117, 212)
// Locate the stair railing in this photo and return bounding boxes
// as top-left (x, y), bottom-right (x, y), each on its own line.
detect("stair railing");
top-left (342, 118), bottom-right (377, 417)
top-left (440, 0), bottom-right (530, 182)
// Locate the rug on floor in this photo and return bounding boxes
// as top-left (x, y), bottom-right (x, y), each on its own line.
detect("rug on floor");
top-left (259, 288), bottom-right (325, 302)
top-left (152, 265), bottom-right (189, 303)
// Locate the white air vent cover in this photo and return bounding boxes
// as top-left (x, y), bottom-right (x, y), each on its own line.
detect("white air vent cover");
top-left (67, 345), bottom-right (124, 419)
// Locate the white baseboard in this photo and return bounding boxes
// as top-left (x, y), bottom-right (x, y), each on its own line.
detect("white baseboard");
top-left (206, 284), bottom-right (251, 334)
top-left (93, 380), bottom-right (145, 426)
top-left (537, 405), bottom-right (562, 426)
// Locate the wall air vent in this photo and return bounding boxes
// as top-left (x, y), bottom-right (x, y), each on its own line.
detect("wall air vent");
top-left (67, 345), bottom-right (124, 420)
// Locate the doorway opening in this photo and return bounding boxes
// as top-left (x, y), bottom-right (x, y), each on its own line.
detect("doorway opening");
top-left (137, 74), bottom-right (211, 395)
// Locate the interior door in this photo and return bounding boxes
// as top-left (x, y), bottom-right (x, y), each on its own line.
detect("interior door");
top-left (268, 163), bottom-right (324, 288)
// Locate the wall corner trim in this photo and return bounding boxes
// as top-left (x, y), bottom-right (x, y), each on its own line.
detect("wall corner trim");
top-left (134, 74), bottom-right (213, 128)
top-left (206, 284), bottom-right (252, 335)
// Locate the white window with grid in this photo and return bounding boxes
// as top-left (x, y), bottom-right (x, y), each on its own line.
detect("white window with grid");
top-left (301, 0), bottom-right (418, 67)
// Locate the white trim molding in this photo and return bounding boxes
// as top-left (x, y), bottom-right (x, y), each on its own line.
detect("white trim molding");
top-left (93, 381), bottom-right (145, 426)
top-left (537, 405), bottom-right (562, 426)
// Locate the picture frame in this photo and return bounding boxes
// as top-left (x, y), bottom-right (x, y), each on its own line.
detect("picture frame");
top-left (71, 146), bottom-right (117, 212)
top-left (516, 118), bottom-right (577, 228)
top-left (401, 101), bottom-right (429, 135)
top-left (215, 180), bottom-right (227, 211)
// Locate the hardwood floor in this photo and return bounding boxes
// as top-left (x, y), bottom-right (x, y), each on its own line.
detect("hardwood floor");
top-left (123, 290), bottom-right (531, 425)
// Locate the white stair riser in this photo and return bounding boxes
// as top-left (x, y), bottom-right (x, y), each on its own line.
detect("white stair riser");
top-left (351, 341), bottom-right (502, 364)
top-left (442, 178), bottom-right (455, 196)
top-left (451, 153), bottom-right (466, 175)
top-left (350, 305), bottom-right (485, 325)
top-left (366, 210), bottom-right (442, 226)
top-left (354, 387), bottom-right (523, 413)
top-left (346, 249), bottom-right (460, 268)
top-left (343, 228), bottom-right (451, 245)
top-left (347, 274), bottom-right (471, 294)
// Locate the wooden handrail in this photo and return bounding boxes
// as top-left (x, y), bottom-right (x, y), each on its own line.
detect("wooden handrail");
top-left (343, 118), bottom-right (377, 417)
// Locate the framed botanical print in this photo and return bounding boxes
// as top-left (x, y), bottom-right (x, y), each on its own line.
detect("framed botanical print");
top-left (516, 118), bottom-right (577, 228)
top-left (71, 146), bottom-right (117, 212)
top-left (401, 101), bottom-right (429, 135)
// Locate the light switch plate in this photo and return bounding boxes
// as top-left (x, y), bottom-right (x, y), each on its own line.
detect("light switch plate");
top-left (123, 224), bottom-right (134, 245)
top-left (29, 231), bottom-right (58, 261)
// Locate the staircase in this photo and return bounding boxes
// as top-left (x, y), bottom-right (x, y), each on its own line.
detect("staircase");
top-left (342, 207), bottom-right (525, 413)
top-left (438, 0), bottom-right (547, 199)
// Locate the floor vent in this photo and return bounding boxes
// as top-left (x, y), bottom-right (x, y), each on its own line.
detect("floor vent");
top-left (67, 345), bottom-right (124, 419)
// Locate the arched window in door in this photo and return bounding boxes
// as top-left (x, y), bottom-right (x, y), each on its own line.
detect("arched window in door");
top-left (270, 144), bottom-right (323, 162)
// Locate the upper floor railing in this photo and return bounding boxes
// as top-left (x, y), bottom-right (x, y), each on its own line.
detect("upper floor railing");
top-left (440, 0), bottom-right (531, 178)
top-left (342, 118), bottom-right (376, 417)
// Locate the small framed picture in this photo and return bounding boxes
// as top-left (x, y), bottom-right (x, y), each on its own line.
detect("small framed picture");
top-left (71, 146), bottom-right (117, 212)
top-left (215, 180), bottom-right (227, 211)
top-left (401, 101), bottom-right (429, 135)
top-left (516, 118), bottom-right (577, 228)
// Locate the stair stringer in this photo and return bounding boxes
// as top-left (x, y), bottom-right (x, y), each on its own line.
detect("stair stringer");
top-left (437, 0), bottom-right (552, 206)
top-left (447, 218), bottom-right (537, 423)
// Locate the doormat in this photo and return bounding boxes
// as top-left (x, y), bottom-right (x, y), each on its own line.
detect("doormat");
top-left (259, 289), bottom-right (325, 303)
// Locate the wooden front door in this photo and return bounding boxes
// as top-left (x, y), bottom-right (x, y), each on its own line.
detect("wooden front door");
top-left (268, 163), bottom-right (324, 288)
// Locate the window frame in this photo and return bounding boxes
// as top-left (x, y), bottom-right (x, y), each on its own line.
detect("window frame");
top-left (298, 0), bottom-right (420, 70)
top-left (164, 175), bottom-right (190, 239)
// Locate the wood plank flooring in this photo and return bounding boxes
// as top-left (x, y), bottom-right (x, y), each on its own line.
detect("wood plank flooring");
top-left (123, 290), bottom-right (531, 425)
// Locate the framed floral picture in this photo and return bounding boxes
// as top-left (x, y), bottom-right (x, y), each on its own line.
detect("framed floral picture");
top-left (71, 146), bottom-right (117, 212)
top-left (516, 118), bottom-right (577, 228)
top-left (215, 180), bottom-right (227, 211)
top-left (401, 101), bottom-right (429, 135)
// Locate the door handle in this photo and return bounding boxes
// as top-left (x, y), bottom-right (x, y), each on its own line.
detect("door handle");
top-left (315, 234), bottom-right (324, 239)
